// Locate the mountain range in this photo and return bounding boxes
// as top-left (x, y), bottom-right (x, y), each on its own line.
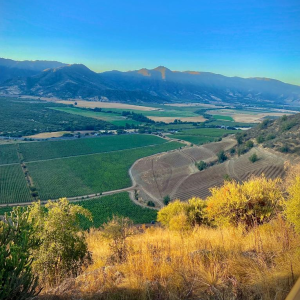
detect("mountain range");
top-left (0, 58), bottom-right (300, 105)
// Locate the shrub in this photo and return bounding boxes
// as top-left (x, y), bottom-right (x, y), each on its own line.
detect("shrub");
top-left (217, 150), bottom-right (227, 163)
top-left (29, 198), bottom-right (92, 287)
top-left (249, 153), bottom-right (258, 163)
top-left (206, 176), bottom-right (284, 227)
top-left (0, 207), bottom-right (40, 300)
top-left (147, 201), bottom-right (155, 207)
top-left (157, 198), bottom-right (208, 229)
top-left (163, 195), bottom-right (170, 205)
top-left (245, 140), bottom-right (254, 148)
top-left (256, 135), bottom-right (265, 144)
top-left (101, 216), bottom-right (134, 263)
top-left (285, 176), bottom-right (300, 233)
top-left (266, 134), bottom-right (276, 140)
top-left (196, 160), bottom-right (207, 171)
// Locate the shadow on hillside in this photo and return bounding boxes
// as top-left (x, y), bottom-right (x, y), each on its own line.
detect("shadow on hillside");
top-left (36, 274), bottom-right (295, 300)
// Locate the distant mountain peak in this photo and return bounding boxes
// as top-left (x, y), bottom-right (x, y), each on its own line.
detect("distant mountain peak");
top-left (153, 66), bottom-right (171, 79)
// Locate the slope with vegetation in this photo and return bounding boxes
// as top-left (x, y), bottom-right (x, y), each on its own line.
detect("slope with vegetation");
top-left (2, 166), bottom-right (300, 300)
top-left (241, 113), bottom-right (300, 155)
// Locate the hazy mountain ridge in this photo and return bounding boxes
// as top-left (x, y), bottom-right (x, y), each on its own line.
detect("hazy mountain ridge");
top-left (1, 58), bottom-right (300, 104)
top-left (0, 58), bottom-right (67, 83)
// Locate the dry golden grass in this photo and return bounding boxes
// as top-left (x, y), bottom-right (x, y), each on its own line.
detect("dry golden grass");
top-left (42, 218), bottom-right (300, 300)
top-left (39, 99), bottom-right (157, 111)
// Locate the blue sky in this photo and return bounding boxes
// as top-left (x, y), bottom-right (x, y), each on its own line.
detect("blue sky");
top-left (1, 0), bottom-right (300, 85)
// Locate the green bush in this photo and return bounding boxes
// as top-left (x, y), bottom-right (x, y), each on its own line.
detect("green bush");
top-left (256, 135), bottom-right (265, 144)
top-left (0, 207), bottom-right (40, 300)
top-left (196, 160), bottom-right (207, 171)
top-left (217, 150), bottom-right (227, 163)
top-left (249, 153), bottom-right (258, 163)
top-left (245, 140), bottom-right (254, 148)
top-left (163, 195), bottom-right (171, 206)
top-left (29, 198), bottom-right (92, 287)
top-left (147, 201), bottom-right (155, 207)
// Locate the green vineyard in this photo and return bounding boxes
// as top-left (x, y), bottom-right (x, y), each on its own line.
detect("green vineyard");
top-left (27, 141), bottom-right (183, 200)
top-left (0, 165), bottom-right (32, 204)
top-left (20, 134), bottom-right (167, 161)
top-left (0, 144), bottom-right (19, 165)
top-left (77, 192), bottom-right (157, 229)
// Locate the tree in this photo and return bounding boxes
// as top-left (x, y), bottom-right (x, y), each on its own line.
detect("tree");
top-left (217, 150), bottom-right (227, 163)
top-left (29, 198), bottom-right (92, 287)
top-left (101, 216), bottom-right (134, 263)
top-left (196, 160), bottom-right (207, 171)
top-left (249, 153), bottom-right (258, 163)
top-left (0, 207), bottom-right (40, 300)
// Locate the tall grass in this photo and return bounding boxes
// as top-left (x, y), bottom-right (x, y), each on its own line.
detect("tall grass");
top-left (43, 217), bottom-right (299, 300)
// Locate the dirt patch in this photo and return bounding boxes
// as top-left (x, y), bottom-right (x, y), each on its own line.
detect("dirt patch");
top-left (148, 116), bottom-right (206, 123)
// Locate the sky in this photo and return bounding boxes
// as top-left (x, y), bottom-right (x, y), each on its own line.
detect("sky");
top-left (0, 0), bottom-right (300, 85)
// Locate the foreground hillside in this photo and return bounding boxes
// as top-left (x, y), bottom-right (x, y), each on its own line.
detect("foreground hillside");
top-left (3, 167), bottom-right (300, 300)
top-left (243, 113), bottom-right (300, 155)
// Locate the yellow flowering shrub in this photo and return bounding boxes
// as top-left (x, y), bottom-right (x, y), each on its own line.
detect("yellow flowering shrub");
top-left (206, 176), bottom-right (284, 227)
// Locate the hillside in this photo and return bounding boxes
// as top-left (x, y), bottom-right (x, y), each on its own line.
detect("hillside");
top-left (0, 63), bottom-right (163, 102)
top-left (243, 113), bottom-right (300, 155)
top-left (0, 58), bottom-right (66, 83)
top-left (101, 66), bottom-right (300, 105)
top-left (1, 59), bottom-right (300, 104)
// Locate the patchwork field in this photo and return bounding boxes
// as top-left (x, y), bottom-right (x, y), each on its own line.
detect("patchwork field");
top-left (20, 134), bottom-right (166, 161)
top-left (26, 142), bottom-right (183, 200)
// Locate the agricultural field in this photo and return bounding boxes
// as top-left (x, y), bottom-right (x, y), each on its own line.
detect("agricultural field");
top-left (0, 144), bottom-right (19, 165)
top-left (173, 147), bottom-right (286, 201)
top-left (212, 115), bottom-right (234, 121)
top-left (0, 97), bottom-right (113, 137)
top-left (51, 107), bottom-right (142, 126)
top-left (170, 128), bottom-right (239, 145)
top-left (77, 192), bottom-right (157, 229)
top-left (0, 164), bottom-right (32, 204)
top-left (131, 137), bottom-right (289, 204)
top-left (26, 141), bottom-right (183, 200)
top-left (20, 134), bottom-right (167, 161)
top-left (131, 138), bottom-right (237, 205)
